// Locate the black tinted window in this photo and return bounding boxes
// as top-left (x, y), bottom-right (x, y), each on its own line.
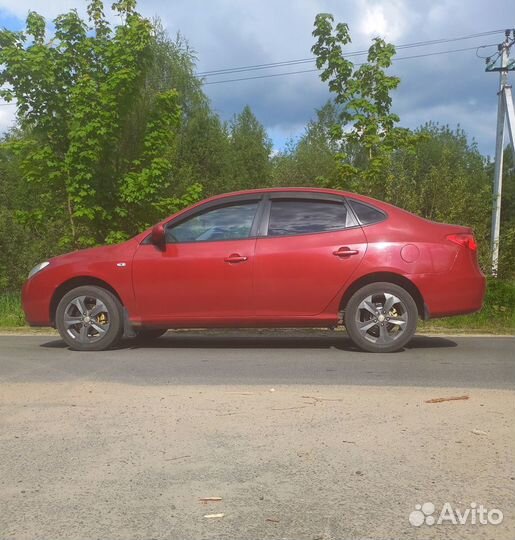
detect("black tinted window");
top-left (268, 199), bottom-right (348, 237)
top-left (167, 202), bottom-right (258, 243)
top-left (348, 199), bottom-right (386, 225)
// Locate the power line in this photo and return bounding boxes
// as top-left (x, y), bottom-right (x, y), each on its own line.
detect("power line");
top-left (202, 44), bottom-right (496, 86)
top-left (0, 32), bottom-right (504, 102)
top-left (197, 29), bottom-right (506, 77)
top-left (395, 44), bottom-right (497, 60)
top-left (203, 67), bottom-right (319, 85)
top-left (476, 43), bottom-right (500, 59)
top-left (0, 44), bottom-right (496, 102)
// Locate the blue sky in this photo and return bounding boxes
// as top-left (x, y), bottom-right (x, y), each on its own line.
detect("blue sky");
top-left (0, 0), bottom-right (512, 156)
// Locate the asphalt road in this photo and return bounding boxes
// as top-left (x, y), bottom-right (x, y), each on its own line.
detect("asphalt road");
top-left (1, 331), bottom-right (514, 540)
top-left (0, 332), bottom-right (514, 388)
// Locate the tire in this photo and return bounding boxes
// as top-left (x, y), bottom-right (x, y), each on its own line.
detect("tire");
top-left (134, 328), bottom-right (167, 340)
top-left (56, 285), bottom-right (124, 351)
top-left (344, 282), bottom-right (418, 353)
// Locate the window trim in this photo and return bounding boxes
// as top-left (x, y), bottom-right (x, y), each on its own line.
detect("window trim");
top-left (346, 198), bottom-right (388, 227)
top-left (141, 192), bottom-right (389, 245)
top-left (258, 193), bottom-right (359, 239)
top-left (142, 194), bottom-right (264, 245)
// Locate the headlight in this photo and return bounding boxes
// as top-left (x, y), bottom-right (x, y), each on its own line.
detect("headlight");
top-left (28, 261), bottom-right (50, 279)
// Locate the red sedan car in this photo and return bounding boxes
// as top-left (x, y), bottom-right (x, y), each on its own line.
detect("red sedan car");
top-left (22, 188), bottom-right (485, 352)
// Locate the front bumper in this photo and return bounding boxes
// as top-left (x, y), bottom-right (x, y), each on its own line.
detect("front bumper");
top-left (21, 275), bottom-right (55, 327)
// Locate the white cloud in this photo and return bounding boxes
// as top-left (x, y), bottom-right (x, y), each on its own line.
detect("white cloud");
top-left (358, 0), bottom-right (409, 42)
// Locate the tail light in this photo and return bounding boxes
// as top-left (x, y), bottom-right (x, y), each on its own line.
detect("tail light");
top-left (446, 233), bottom-right (477, 251)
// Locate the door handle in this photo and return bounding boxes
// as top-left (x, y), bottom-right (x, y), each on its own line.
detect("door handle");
top-left (224, 253), bottom-right (248, 263)
top-left (333, 247), bottom-right (359, 257)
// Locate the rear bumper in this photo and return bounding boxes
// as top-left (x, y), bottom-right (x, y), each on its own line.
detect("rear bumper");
top-left (412, 270), bottom-right (486, 319)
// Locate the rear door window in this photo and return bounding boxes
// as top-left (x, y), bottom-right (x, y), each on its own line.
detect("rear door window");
top-left (267, 199), bottom-right (350, 237)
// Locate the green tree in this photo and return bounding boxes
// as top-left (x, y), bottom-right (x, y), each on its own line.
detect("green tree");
top-left (388, 123), bottom-right (491, 267)
top-left (228, 105), bottom-right (272, 190)
top-left (496, 147), bottom-right (515, 278)
top-left (0, 133), bottom-right (55, 290)
top-left (500, 147), bottom-right (515, 228)
top-left (173, 105), bottom-right (232, 196)
top-left (0, 1), bottom-right (195, 248)
top-left (147, 22), bottom-right (207, 117)
top-left (311, 13), bottom-right (416, 195)
top-left (272, 101), bottom-right (340, 186)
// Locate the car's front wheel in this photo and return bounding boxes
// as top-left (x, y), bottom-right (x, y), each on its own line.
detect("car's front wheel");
top-left (56, 286), bottom-right (124, 351)
top-left (344, 282), bottom-right (418, 353)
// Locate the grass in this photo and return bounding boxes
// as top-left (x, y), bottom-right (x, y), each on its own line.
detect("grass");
top-left (1, 279), bottom-right (514, 334)
top-left (419, 317), bottom-right (514, 335)
top-left (419, 278), bottom-right (515, 334)
top-left (0, 291), bottom-right (26, 327)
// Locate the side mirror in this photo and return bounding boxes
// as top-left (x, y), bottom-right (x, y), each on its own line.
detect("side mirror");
top-left (151, 224), bottom-right (166, 251)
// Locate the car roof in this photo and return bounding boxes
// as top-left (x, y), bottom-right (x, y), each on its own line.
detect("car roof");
top-left (199, 187), bottom-right (386, 207)
top-left (199, 187), bottom-right (427, 225)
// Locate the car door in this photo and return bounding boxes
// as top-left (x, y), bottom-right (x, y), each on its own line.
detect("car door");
top-left (132, 196), bottom-right (262, 325)
top-left (254, 194), bottom-right (367, 317)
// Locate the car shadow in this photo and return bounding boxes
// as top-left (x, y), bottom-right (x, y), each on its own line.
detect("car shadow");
top-left (40, 331), bottom-right (457, 352)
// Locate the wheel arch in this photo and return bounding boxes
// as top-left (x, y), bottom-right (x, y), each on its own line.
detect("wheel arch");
top-left (339, 272), bottom-right (428, 320)
top-left (49, 276), bottom-right (124, 325)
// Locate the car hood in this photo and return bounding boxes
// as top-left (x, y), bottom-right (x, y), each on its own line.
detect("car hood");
top-left (48, 240), bottom-right (138, 267)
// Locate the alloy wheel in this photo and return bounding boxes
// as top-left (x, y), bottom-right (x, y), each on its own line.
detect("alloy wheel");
top-left (63, 295), bottom-right (111, 344)
top-left (355, 292), bottom-right (408, 345)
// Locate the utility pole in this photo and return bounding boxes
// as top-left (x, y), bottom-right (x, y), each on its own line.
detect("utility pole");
top-left (486, 30), bottom-right (515, 275)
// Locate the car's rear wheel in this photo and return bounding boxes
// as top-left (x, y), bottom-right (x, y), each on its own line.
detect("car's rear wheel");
top-left (134, 328), bottom-right (167, 340)
top-left (56, 286), bottom-right (124, 351)
top-left (344, 282), bottom-right (418, 353)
